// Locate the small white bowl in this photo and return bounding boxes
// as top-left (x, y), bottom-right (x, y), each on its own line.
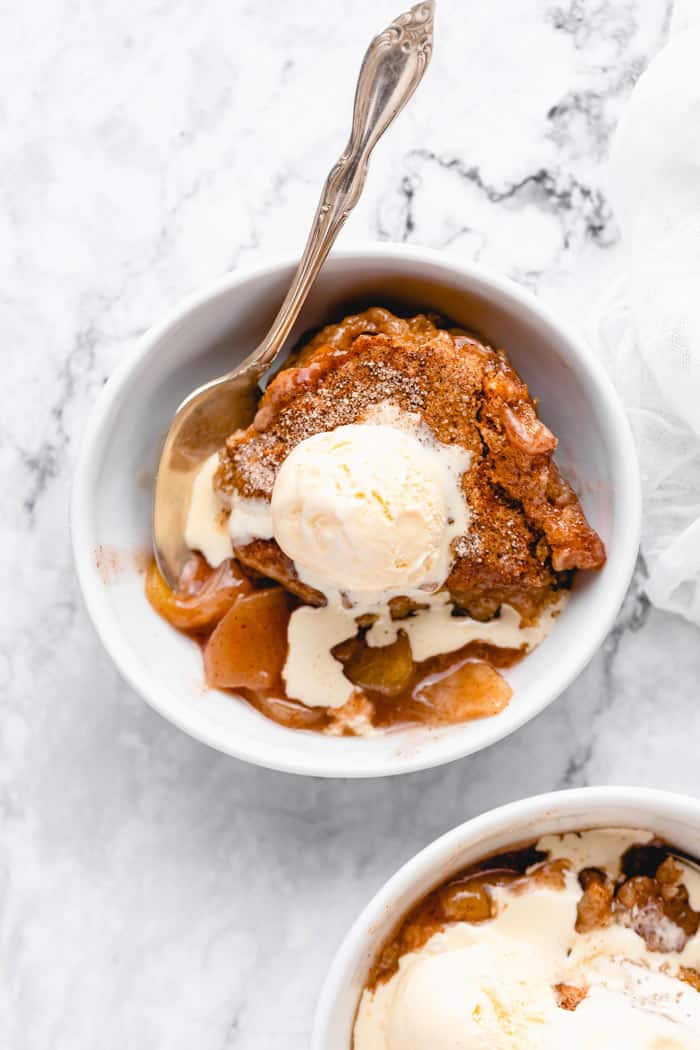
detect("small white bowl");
top-left (72, 244), bottom-right (640, 778)
top-left (312, 787), bottom-right (700, 1047)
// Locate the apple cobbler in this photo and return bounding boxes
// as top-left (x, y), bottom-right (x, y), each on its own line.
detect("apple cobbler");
top-left (354, 829), bottom-right (700, 1048)
top-left (147, 307), bottom-right (605, 734)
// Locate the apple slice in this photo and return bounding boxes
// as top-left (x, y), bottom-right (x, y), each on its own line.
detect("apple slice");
top-left (415, 659), bottom-right (512, 724)
top-left (204, 588), bottom-right (290, 691)
top-left (336, 632), bottom-right (414, 698)
top-left (146, 556), bottom-right (252, 632)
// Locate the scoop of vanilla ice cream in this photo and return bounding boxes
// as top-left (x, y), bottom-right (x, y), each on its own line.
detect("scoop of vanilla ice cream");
top-left (270, 423), bottom-right (468, 597)
top-left (385, 947), bottom-right (518, 1050)
top-left (383, 945), bottom-right (700, 1050)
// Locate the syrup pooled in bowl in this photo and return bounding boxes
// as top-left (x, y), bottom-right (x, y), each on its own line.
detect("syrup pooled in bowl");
top-left (146, 554), bottom-right (520, 734)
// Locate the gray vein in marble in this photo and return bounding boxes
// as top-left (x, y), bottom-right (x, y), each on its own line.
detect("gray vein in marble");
top-left (21, 325), bottom-right (100, 519)
top-left (415, 148), bottom-right (614, 245)
top-left (558, 557), bottom-right (651, 788)
top-left (549, 0), bottom-right (642, 54)
top-left (377, 146), bottom-right (617, 287)
top-left (547, 87), bottom-right (620, 160)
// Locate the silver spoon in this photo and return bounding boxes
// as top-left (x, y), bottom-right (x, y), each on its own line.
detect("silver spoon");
top-left (153, 1), bottom-right (435, 588)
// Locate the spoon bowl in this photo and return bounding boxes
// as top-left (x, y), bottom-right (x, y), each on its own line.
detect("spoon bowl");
top-left (153, 369), bottom-right (260, 588)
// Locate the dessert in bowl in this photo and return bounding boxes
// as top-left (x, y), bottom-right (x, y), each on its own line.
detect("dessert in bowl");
top-left (147, 307), bottom-right (605, 736)
top-left (72, 245), bottom-right (640, 776)
top-left (313, 788), bottom-right (700, 1048)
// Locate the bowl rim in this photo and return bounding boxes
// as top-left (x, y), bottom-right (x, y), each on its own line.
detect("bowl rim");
top-left (71, 242), bottom-right (642, 778)
top-left (311, 786), bottom-right (700, 1047)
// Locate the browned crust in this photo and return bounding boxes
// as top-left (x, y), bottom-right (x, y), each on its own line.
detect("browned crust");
top-left (215, 308), bottom-right (605, 620)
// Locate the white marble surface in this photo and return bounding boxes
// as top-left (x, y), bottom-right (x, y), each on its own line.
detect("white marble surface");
top-left (3, 1), bottom-right (699, 1047)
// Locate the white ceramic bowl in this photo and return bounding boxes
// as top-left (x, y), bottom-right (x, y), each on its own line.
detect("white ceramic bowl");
top-left (312, 787), bottom-right (700, 1047)
top-left (72, 244), bottom-right (640, 778)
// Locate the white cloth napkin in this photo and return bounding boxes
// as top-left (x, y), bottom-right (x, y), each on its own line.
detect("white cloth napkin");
top-left (594, 4), bottom-right (700, 625)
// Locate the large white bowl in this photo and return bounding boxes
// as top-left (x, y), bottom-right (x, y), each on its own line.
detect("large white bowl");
top-left (72, 244), bottom-right (640, 778)
top-left (312, 787), bottom-right (700, 1047)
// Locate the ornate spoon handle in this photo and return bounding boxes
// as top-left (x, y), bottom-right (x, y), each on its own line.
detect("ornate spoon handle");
top-left (245, 1), bottom-right (435, 377)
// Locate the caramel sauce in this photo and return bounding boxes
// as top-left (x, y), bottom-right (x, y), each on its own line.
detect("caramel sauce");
top-left (336, 636), bottom-right (520, 730)
top-left (238, 639), bottom-right (523, 735)
top-left (145, 556), bottom-right (524, 734)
